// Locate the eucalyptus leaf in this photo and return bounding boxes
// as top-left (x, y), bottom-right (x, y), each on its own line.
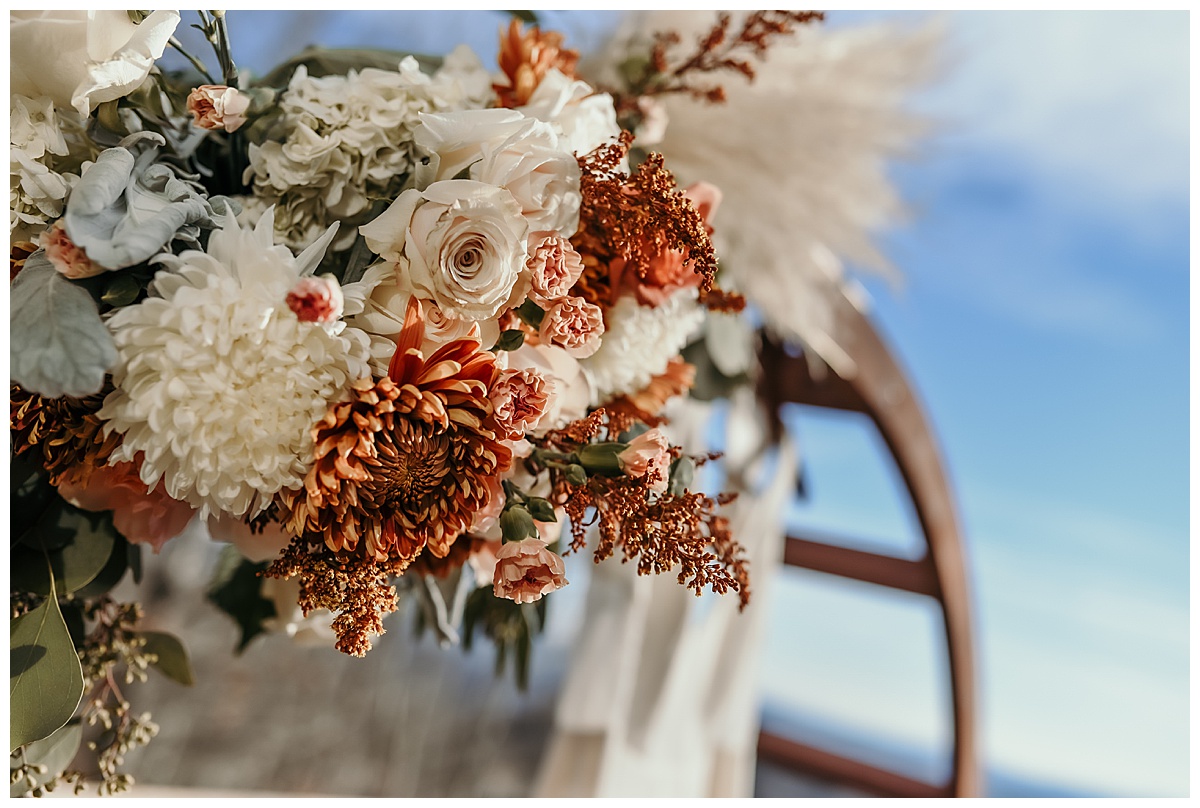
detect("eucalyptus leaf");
top-left (139, 631), bottom-right (195, 686)
top-left (10, 588), bottom-right (86, 752)
top-left (206, 547), bottom-right (275, 653)
top-left (668, 456), bottom-right (696, 497)
top-left (9, 252), bottom-right (116, 399)
top-left (10, 719), bottom-right (82, 797)
top-left (10, 501), bottom-right (117, 595)
top-left (73, 532), bottom-right (131, 599)
top-left (11, 455), bottom-right (57, 548)
top-left (100, 273), bottom-right (142, 308)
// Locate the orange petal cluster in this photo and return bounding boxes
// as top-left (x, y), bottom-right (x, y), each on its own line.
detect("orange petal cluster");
top-left (494, 19), bottom-right (580, 108)
top-left (279, 298), bottom-right (512, 567)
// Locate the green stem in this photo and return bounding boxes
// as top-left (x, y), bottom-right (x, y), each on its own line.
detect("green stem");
top-left (169, 37), bottom-right (215, 83)
top-left (212, 11), bottom-right (238, 86)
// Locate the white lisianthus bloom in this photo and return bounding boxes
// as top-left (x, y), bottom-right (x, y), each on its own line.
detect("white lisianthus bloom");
top-left (518, 68), bottom-right (621, 158)
top-left (360, 179), bottom-right (529, 321)
top-left (98, 209), bottom-right (373, 520)
top-left (580, 288), bottom-right (706, 406)
top-left (10, 10), bottom-right (180, 118)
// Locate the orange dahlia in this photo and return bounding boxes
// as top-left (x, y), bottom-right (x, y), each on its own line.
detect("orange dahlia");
top-left (279, 298), bottom-right (512, 568)
top-left (494, 19), bottom-right (580, 108)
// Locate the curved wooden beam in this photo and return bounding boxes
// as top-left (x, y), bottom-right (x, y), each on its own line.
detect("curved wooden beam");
top-left (756, 279), bottom-right (981, 797)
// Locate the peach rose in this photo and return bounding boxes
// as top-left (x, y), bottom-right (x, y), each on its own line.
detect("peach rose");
top-left (492, 538), bottom-right (568, 604)
top-left (57, 461), bottom-right (194, 552)
top-left (286, 275), bottom-right (344, 323)
top-left (526, 233), bottom-right (585, 306)
top-left (617, 428), bottom-right (671, 494)
top-left (539, 295), bottom-right (604, 358)
top-left (39, 220), bottom-right (104, 279)
top-left (186, 84), bottom-right (250, 133)
top-left (490, 367), bottom-right (550, 439)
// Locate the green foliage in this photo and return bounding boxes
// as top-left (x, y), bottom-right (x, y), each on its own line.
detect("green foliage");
top-left (138, 631), bottom-right (195, 686)
top-left (10, 582), bottom-right (86, 753)
top-left (9, 719), bottom-right (82, 797)
top-left (491, 329), bottom-right (526, 352)
top-left (500, 506), bottom-right (538, 543)
top-left (681, 337), bottom-right (750, 402)
top-left (256, 47), bottom-right (443, 89)
top-left (505, 10), bottom-right (539, 24)
top-left (461, 586), bottom-right (547, 691)
top-left (12, 500), bottom-right (119, 597)
top-left (206, 547), bottom-right (276, 653)
top-left (526, 497), bottom-right (557, 523)
top-left (668, 455), bottom-right (696, 496)
top-left (576, 441), bottom-right (627, 476)
top-left (515, 299), bottom-right (546, 330)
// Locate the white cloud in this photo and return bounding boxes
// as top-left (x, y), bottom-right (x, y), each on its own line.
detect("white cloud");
top-left (919, 11), bottom-right (1189, 209)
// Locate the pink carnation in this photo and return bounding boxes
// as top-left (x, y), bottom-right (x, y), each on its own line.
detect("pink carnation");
top-left (186, 84), bottom-right (250, 133)
top-left (469, 475), bottom-right (507, 535)
top-left (57, 462), bottom-right (195, 552)
top-left (539, 295), bottom-right (604, 358)
top-left (286, 275), bottom-right (344, 323)
top-left (490, 367), bottom-right (550, 439)
top-left (526, 234), bottom-right (585, 306)
top-left (39, 220), bottom-right (103, 279)
top-left (492, 538), bottom-right (569, 604)
top-left (617, 427), bottom-right (671, 494)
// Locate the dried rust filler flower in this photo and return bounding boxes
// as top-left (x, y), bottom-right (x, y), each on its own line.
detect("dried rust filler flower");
top-left (539, 409), bottom-right (752, 610)
top-left (270, 298), bottom-right (512, 656)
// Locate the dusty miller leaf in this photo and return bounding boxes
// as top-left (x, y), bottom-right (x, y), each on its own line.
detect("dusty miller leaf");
top-left (9, 251), bottom-right (117, 398)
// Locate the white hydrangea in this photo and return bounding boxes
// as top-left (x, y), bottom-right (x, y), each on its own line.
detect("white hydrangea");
top-left (9, 94), bottom-right (77, 241)
top-left (580, 288), bottom-right (705, 406)
top-left (244, 49), bottom-right (494, 252)
top-left (98, 209), bottom-right (374, 520)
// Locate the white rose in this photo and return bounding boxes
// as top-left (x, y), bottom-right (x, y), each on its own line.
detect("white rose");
top-left (518, 69), bottom-right (622, 158)
top-left (360, 179), bottom-right (528, 321)
top-left (412, 108), bottom-right (530, 187)
top-left (10, 10), bottom-right (180, 118)
top-left (473, 118), bottom-right (582, 237)
top-left (347, 264), bottom-right (501, 377)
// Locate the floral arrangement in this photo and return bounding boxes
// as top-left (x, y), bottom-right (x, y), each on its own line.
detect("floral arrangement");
top-left (7, 9), bottom-right (882, 796)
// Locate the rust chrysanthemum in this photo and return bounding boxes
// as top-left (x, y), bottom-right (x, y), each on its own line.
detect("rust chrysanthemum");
top-left (279, 298), bottom-right (513, 568)
top-left (11, 383), bottom-right (122, 486)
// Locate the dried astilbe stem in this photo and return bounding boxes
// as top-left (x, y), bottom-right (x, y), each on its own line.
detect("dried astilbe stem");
top-left (571, 132), bottom-right (720, 305)
top-left (647, 11), bottom-right (826, 103)
top-left (264, 538), bottom-right (407, 657)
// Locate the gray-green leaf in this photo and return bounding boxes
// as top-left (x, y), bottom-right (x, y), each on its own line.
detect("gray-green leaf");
top-left (139, 631), bottom-right (195, 686)
top-left (10, 719), bottom-right (82, 797)
top-left (9, 251), bottom-right (116, 399)
top-left (10, 589), bottom-right (86, 752)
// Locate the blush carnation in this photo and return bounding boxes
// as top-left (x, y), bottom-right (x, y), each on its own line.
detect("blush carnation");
top-left (618, 427), bottom-right (671, 494)
top-left (492, 538), bottom-right (568, 604)
top-left (490, 367), bottom-right (550, 439)
top-left (186, 84), bottom-right (250, 133)
top-left (286, 275), bottom-right (344, 323)
top-left (39, 220), bottom-right (103, 279)
top-left (539, 295), bottom-right (604, 358)
top-left (526, 234), bottom-right (585, 306)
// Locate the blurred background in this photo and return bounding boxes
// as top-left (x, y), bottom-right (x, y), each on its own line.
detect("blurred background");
top-left (145, 9), bottom-right (1190, 798)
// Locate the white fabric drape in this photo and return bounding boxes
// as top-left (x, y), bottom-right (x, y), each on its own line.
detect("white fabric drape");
top-left (534, 392), bottom-right (797, 797)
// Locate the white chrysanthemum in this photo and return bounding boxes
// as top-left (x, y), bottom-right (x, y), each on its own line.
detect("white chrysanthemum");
top-left (580, 288), bottom-right (705, 406)
top-left (99, 209), bottom-right (373, 520)
top-left (244, 50), bottom-right (494, 252)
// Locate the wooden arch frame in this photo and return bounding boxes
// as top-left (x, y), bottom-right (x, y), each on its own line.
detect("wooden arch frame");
top-left (753, 283), bottom-right (981, 798)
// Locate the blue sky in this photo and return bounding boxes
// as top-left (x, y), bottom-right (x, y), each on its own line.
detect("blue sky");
top-left (761, 10), bottom-right (1189, 797)
top-left (169, 10), bottom-right (1191, 797)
